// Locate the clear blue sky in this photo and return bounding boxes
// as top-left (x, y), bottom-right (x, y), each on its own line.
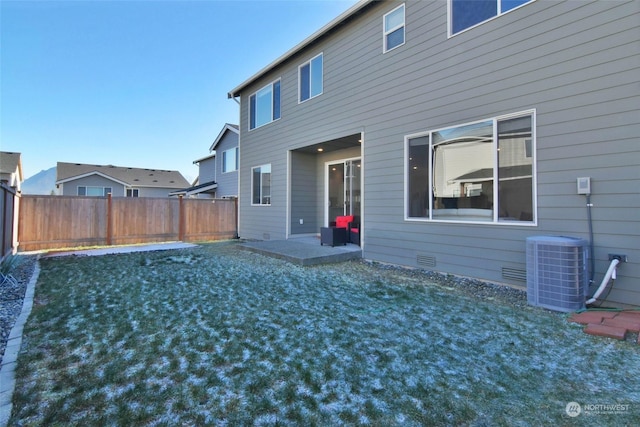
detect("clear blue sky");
top-left (1, 0), bottom-right (358, 182)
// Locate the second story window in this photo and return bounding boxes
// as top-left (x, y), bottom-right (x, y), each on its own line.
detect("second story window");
top-left (450, 0), bottom-right (534, 36)
top-left (249, 79), bottom-right (281, 130)
top-left (223, 147), bottom-right (238, 173)
top-left (299, 53), bottom-right (323, 103)
top-left (384, 4), bottom-right (405, 52)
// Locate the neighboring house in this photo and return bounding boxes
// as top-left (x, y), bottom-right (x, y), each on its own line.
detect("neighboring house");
top-left (56, 162), bottom-right (190, 198)
top-left (0, 151), bottom-right (23, 256)
top-left (227, 1), bottom-right (639, 307)
top-left (170, 123), bottom-right (239, 199)
top-left (0, 151), bottom-right (24, 192)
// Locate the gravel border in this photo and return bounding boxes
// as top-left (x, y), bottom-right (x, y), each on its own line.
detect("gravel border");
top-left (0, 255), bottom-right (38, 367)
top-left (364, 259), bottom-right (529, 309)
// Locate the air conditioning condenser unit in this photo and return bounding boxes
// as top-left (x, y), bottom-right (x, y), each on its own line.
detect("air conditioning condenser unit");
top-left (526, 236), bottom-right (589, 312)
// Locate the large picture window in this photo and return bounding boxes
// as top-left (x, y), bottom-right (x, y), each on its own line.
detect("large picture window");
top-left (406, 111), bottom-right (535, 223)
top-left (299, 53), bottom-right (323, 103)
top-left (252, 164), bottom-right (271, 206)
top-left (78, 186), bottom-right (112, 197)
top-left (449, 0), bottom-right (533, 35)
top-left (383, 4), bottom-right (405, 52)
top-left (223, 147), bottom-right (238, 173)
top-left (249, 80), bottom-right (281, 130)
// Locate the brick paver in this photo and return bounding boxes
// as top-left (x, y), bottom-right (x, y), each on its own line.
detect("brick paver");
top-left (584, 323), bottom-right (627, 340)
top-left (569, 310), bottom-right (640, 344)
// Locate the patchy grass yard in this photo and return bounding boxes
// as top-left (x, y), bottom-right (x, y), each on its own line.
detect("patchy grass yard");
top-left (10, 241), bottom-right (640, 426)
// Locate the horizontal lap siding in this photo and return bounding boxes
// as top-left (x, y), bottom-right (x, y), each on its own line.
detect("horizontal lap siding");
top-left (237, 0), bottom-right (639, 305)
top-left (290, 152), bottom-right (318, 234)
top-left (61, 176), bottom-right (125, 197)
top-left (216, 132), bottom-right (239, 197)
top-left (361, 0), bottom-right (640, 306)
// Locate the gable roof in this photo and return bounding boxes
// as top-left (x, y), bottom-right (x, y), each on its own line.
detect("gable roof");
top-left (0, 152), bottom-right (23, 181)
top-left (209, 123), bottom-right (239, 152)
top-left (228, 0), bottom-right (373, 98)
top-left (56, 162), bottom-right (190, 189)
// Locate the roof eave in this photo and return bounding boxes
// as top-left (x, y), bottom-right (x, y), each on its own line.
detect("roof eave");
top-left (55, 171), bottom-right (130, 187)
top-left (227, 0), bottom-right (373, 99)
top-left (210, 123), bottom-right (239, 151)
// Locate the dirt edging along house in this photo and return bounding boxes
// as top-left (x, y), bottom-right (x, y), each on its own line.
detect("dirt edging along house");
top-left (227, 0), bottom-right (639, 308)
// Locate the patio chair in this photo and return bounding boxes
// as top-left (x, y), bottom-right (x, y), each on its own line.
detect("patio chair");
top-left (321, 215), bottom-right (357, 247)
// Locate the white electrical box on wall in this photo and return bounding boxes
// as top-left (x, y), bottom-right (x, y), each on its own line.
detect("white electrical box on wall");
top-left (577, 177), bottom-right (591, 195)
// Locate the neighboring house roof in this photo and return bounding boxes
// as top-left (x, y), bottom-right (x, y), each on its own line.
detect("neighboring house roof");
top-left (55, 162), bottom-right (190, 189)
top-left (228, 0), bottom-right (372, 98)
top-left (209, 123), bottom-right (239, 152)
top-left (169, 180), bottom-right (218, 197)
top-left (0, 151), bottom-right (24, 189)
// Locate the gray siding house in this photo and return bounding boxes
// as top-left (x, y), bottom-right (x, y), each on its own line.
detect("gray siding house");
top-left (171, 124), bottom-right (239, 199)
top-left (228, 1), bottom-right (639, 307)
top-left (56, 162), bottom-right (190, 198)
top-left (0, 152), bottom-right (24, 192)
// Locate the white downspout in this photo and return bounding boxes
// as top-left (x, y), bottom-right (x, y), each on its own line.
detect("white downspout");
top-left (586, 258), bottom-right (620, 305)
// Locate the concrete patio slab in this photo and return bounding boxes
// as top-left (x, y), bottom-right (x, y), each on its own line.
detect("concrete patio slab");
top-left (240, 236), bottom-right (361, 266)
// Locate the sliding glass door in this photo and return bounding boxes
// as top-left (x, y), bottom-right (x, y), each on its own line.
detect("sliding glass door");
top-left (327, 158), bottom-right (361, 223)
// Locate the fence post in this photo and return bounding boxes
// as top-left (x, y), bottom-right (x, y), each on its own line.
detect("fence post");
top-left (106, 193), bottom-right (112, 246)
top-left (234, 197), bottom-right (239, 239)
top-left (178, 195), bottom-right (185, 241)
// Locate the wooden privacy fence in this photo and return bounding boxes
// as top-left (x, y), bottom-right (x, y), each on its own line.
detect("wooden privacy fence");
top-left (18, 195), bottom-right (238, 252)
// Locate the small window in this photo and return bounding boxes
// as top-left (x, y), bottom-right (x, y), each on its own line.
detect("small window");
top-left (299, 53), bottom-right (323, 102)
top-left (78, 186), bottom-right (111, 197)
top-left (249, 80), bottom-right (281, 130)
top-left (223, 147), bottom-right (238, 173)
top-left (449, 0), bottom-right (533, 36)
top-left (384, 4), bottom-right (405, 52)
top-left (251, 164), bottom-right (271, 206)
top-left (126, 188), bottom-right (139, 197)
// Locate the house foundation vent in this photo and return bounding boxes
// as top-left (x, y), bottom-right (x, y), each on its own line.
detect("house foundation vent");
top-left (417, 254), bottom-right (436, 268)
top-left (526, 236), bottom-right (588, 312)
top-left (502, 267), bottom-right (526, 282)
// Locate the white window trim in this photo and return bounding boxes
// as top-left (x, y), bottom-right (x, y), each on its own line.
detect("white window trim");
top-left (448, 0), bottom-right (535, 38)
top-left (222, 147), bottom-right (238, 173)
top-left (248, 79), bottom-right (281, 131)
top-left (383, 3), bottom-right (406, 53)
top-left (251, 164), bottom-right (272, 206)
top-left (298, 52), bottom-right (324, 104)
top-left (77, 185), bottom-right (113, 197)
top-left (404, 109), bottom-right (537, 225)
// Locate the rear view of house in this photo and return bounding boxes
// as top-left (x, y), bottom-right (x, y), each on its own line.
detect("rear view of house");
top-left (56, 162), bottom-right (190, 198)
top-left (228, 0), bottom-right (639, 307)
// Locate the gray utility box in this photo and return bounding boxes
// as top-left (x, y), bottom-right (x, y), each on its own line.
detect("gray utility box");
top-left (526, 236), bottom-right (589, 312)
